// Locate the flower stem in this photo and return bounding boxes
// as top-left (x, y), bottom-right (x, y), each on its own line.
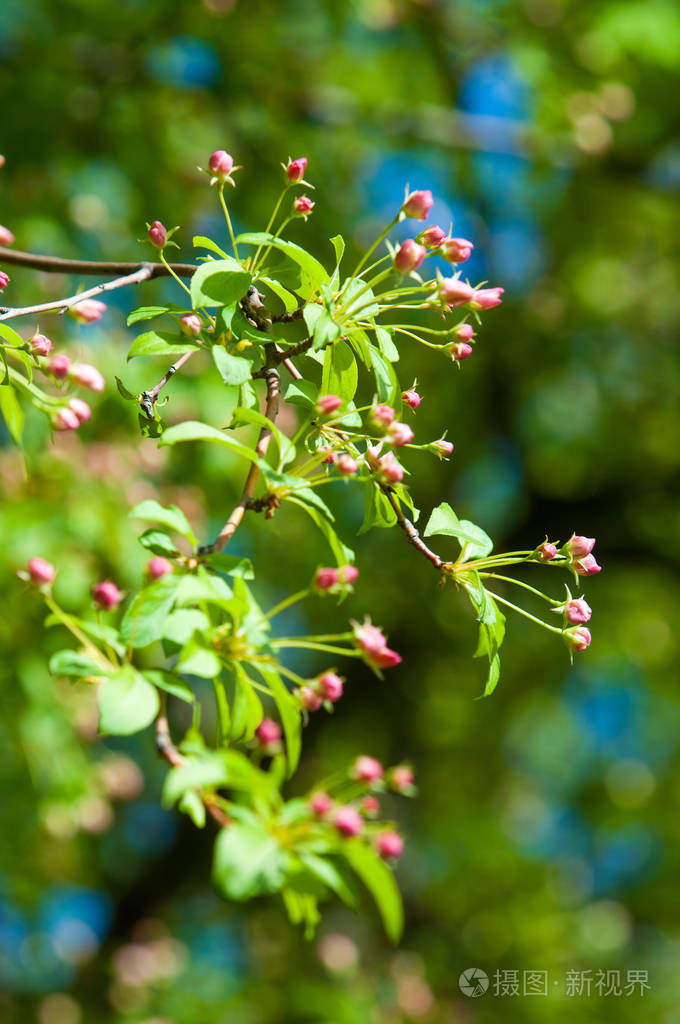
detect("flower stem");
top-left (218, 185), bottom-right (240, 262)
top-left (486, 590), bottom-right (563, 635)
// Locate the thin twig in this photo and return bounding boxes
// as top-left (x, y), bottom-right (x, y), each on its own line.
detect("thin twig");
top-left (379, 483), bottom-right (451, 573)
top-left (0, 263), bottom-right (159, 321)
top-left (0, 245), bottom-right (196, 278)
top-left (139, 350), bottom-right (198, 419)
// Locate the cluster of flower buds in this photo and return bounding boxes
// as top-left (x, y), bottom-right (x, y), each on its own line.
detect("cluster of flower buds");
top-left (418, 224), bottom-right (475, 265)
top-left (314, 564), bottom-right (359, 594)
top-left (368, 404), bottom-right (414, 447)
top-left (296, 671), bottom-right (345, 713)
top-left (534, 534), bottom-right (602, 578)
top-left (436, 273), bottom-right (504, 314)
top-left (352, 619), bottom-right (402, 670)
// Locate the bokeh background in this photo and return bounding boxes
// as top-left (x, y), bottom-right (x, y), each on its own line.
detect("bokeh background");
top-left (1, 0), bottom-right (680, 1021)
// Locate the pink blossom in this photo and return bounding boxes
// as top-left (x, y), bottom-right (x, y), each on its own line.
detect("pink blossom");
top-left (441, 237), bottom-right (474, 263)
top-left (319, 444), bottom-right (336, 464)
top-left (92, 581), bottom-right (123, 610)
top-left (54, 408), bottom-right (80, 431)
top-left (30, 333), bottom-right (53, 356)
top-left (27, 557), bottom-right (56, 585)
top-left (431, 439), bottom-right (454, 459)
top-left (255, 717), bottom-right (282, 748)
top-left (0, 225), bottom-right (15, 246)
top-left (316, 394), bottom-right (343, 415)
top-left (70, 363), bottom-right (105, 392)
top-left (576, 554), bottom-right (602, 576)
top-left (401, 189), bottom-right (434, 220)
top-left (565, 626), bottom-right (592, 652)
top-left (564, 598), bottom-right (592, 625)
top-left (315, 567), bottom-right (339, 591)
top-left (180, 314), bottom-right (202, 337)
top-left (453, 322), bottom-right (475, 341)
top-left (538, 542), bottom-right (558, 562)
top-left (387, 421), bottom-right (414, 447)
top-left (377, 451), bottom-right (404, 485)
top-left (309, 792), bottom-right (332, 816)
top-left (147, 557), bottom-right (172, 580)
top-left (373, 647), bottom-right (402, 669)
top-left (0, 271), bottom-right (10, 289)
top-left (286, 157), bottom-right (308, 183)
top-left (352, 755), bottom-right (384, 782)
top-left (377, 830), bottom-right (404, 860)
top-left (420, 225), bottom-right (447, 248)
top-left (147, 220), bottom-right (167, 249)
top-left (390, 765), bottom-right (415, 792)
top-left (336, 453), bottom-right (359, 476)
top-left (68, 398), bottom-right (92, 424)
top-left (318, 672), bottom-right (343, 702)
top-left (393, 239), bottom-right (426, 274)
top-left (371, 404), bottom-right (395, 430)
top-left (70, 299), bottom-right (107, 324)
top-left (361, 795), bottom-right (380, 815)
top-left (298, 686), bottom-right (323, 712)
top-left (471, 287), bottom-right (504, 310)
top-left (333, 805), bottom-right (364, 837)
top-left (47, 354), bottom-right (71, 379)
top-left (565, 535), bottom-right (596, 558)
top-left (402, 389), bottom-right (421, 409)
top-left (293, 195), bottom-right (314, 216)
top-left (209, 150), bottom-right (234, 179)
top-left (338, 565), bottom-right (359, 585)
top-left (352, 620), bottom-right (388, 658)
top-left (438, 277), bottom-right (475, 308)
top-left (448, 342), bottom-right (473, 362)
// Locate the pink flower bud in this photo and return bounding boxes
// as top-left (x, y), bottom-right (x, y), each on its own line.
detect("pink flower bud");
top-left (370, 404), bottom-right (395, 430)
top-left (563, 598), bottom-right (592, 625)
top-left (431, 439), bottom-right (454, 459)
top-left (576, 554), bottom-right (602, 576)
top-left (377, 451), bottom-right (404, 485)
top-left (387, 422), bottom-right (414, 447)
top-left (402, 389), bottom-right (421, 409)
top-left (0, 155), bottom-right (4, 168)
top-left (565, 626), bottom-right (592, 652)
top-left (319, 444), bottom-right (336, 464)
top-left (420, 225), bottom-right (447, 248)
top-left (47, 354), bottom-right (71, 379)
top-left (30, 333), bottom-right (53, 356)
top-left (316, 394), bottom-right (343, 416)
top-left (338, 565), bottom-right (359, 585)
top-left (27, 557), bottom-right (56, 585)
top-left (70, 363), bottom-right (105, 392)
top-left (441, 237), bottom-right (474, 263)
top-left (564, 535), bottom-right (596, 558)
top-left (318, 672), bottom-right (343, 702)
top-left (393, 239), bottom-right (426, 274)
top-left (471, 287), bottom-right (504, 310)
top-left (179, 314), bottom-right (202, 337)
top-left (309, 792), bottom-right (332, 816)
top-left (255, 717), bottom-right (282, 748)
top-left (70, 299), bottom-right (107, 324)
top-left (92, 581), bottom-right (123, 610)
top-left (0, 271), bottom-right (10, 289)
top-left (377, 830), bottom-right (404, 860)
top-left (147, 221), bottom-right (167, 249)
top-left (401, 189), bottom-right (434, 220)
top-left (286, 157), bottom-right (308, 183)
top-left (448, 342), bottom-right (473, 362)
top-left (0, 225), bottom-right (15, 246)
top-left (147, 557), bottom-right (172, 580)
top-left (352, 620), bottom-right (388, 658)
top-left (438, 277), bottom-right (475, 308)
top-left (333, 805), bottom-right (364, 838)
top-left (68, 398), bottom-right (92, 424)
top-left (373, 647), bottom-right (402, 669)
top-left (538, 542), bottom-right (557, 561)
top-left (293, 195), bottom-right (314, 216)
top-left (54, 408), bottom-right (80, 431)
top-left (209, 150), bottom-right (234, 179)
top-left (361, 795), bottom-right (380, 815)
top-left (337, 453), bottom-right (359, 476)
top-left (352, 755), bottom-right (384, 783)
top-left (454, 323), bottom-right (475, 341)
top-left (298, 686), bottom-right (323, 712)
top-left (391, 765), bottom-right (415, 792)
top-left (315, 567), bottom-right (339, 591)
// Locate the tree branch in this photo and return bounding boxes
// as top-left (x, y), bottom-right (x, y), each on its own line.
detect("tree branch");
top-left (0, 245), bottom-right (197, 278)
top-left (139, 350), bottom-right (198, 419)
top-left (155, 714), bottom-right (230, 827)
top-left (0, 263), bottom-right (161, 322)
top-left (379, 483), bottom-right (451, 573)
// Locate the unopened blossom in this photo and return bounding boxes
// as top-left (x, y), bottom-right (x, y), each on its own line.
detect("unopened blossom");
top-left (293, 195), bottom-right (314, 217)
top-left (29, 333), bottom-right (53, 356)
top-left (285, 157), bottom-right (308, 183)
top-left (441, 237), bottom-right (474, 263)
top-left (309, 792), bottom-right (332, 816)
top-left (370, 404), bottom-right (395, 430)
top-left (337, 453), bottom-right (359, 476)
top-left (454, 323), bottom-right (475, 341)
top-left (318, 672), bottom-right (343, 702)
top-left (352, 755), bottom-right (384, 783)
top-left (373, 647), bottom-right (402, 669)
top-left (438, 276), bottom-right (475, 308)
top-left (333, 805), bottom-right (364, 837)
top-left (147, 221), bottom-right (167, 249)
top-left (68, 398), bottom-right (92, 424)
top-left (47, 354), bottom-right (71, 379)
top-left (563, 597), bottom-right (592, 624)
top-left (538, 541), bottom-right (558, 561)
top-left (147, 557), bottom-right (172, 580)
top-left (448, 342), bottom-right (473, 363)
top-left (377, 830), bottom-right (405, 860)
top-left (387, 421), bottom-right (414, 447)
top-left (564, 535), bottom-right (596, 558)
top-left (420, 225), bottom-right (447, 248)
top-left (0, 225), bottom-right (15, 246)
top-left (471, 287), bottom-right (504, 310)
top-left (565, 626), bottom-right (592, 652)
top-left (70, 298), bottom-right (107, 323)
top-left (298, 686), bottom-right (323, 712)
top-left (92, 581), bottom-right (123, 610)
top-left (0, 271), bottom-right (10, 289)
top-left (338, 565), bottom-right (359, 585)
top-left (431, 439), bottom-right (454, 459)
top-left (315, 567), bottom-right (339, 591)
top-left (377, 451), bottom-right (404, 485)
top-left (255, 718), bottom-right (282, 749)
top-left (54, 408), bottom-right (80, 431)
top-left (402, 389), bottom-right (421, 409)
top-left (316, 394), bottom-right (343, 416)
top-left (70, 363), bottom-right (105, 392)
top-left (393, 239), bottom-right (426, 274)
top-left (576, 554), bottom-right (602, 576)
top-left (352, 620), bottom-right (388, 659)
top-left (26, 557), bottom-right (56, 585)
top-left (208, 150), bottom-right (234, 181)
top-left (180, 314), bottom-right (202, 336)
top-left (401, 189), bottom-right (433, 220)
top-left (319, 444), bottom-right (337, 464)
top-left (390, 765), bottom-right (415, 793)
top-left (361, 795), bottom-right (380, 815)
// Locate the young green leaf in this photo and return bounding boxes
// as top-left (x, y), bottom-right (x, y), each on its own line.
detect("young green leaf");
top-left (130, 500), bottom-right (197, 543)
top-left (253, 665), bottom-right (302, 777)
top-left (159, 420), bottom-right (261, 466)
top-left (138, 528), bottom-right (181, 558)
top-left (321, 341), bottom-right (358, 404)
top-left (236, 232), bottom-right (330, 290)
top-left (423, 502), bottom-right (493, 560)
top-left (212, 347), bottom-right (253, 386)
top-left (127, 331), bottom-right (200, 360)
top-left (213, 820), bottom-right (290, 901)
top-left (175, 639), bottom-right (222, 679)
top-left (0, 386), bottom-right (24, 445)
top-left (190, 258), bottom-right (252, 308)
top-left (97, 666), bottom-right (160, 735)
top-left (341, 840), bottom-right (404, 942)
top-left (49, 649), bottom-right (111, 679)
top-left (120, 575), bottom-right (182, 649)
top-left (126, 305), bottom-right (171, 326)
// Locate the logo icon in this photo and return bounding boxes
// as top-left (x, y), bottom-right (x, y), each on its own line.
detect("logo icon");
top-left (459, 968), bottom-right (489, 998)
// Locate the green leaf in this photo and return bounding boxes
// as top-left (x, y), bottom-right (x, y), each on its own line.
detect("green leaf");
top-left (330, 234), bottom-right (345, 269)
top-left (138, 528), bottom-right (180, 557)
top-left (175, 569), bottom-right (233, 606)
top-left (254, 665), bottom-right (301, 776)
top-left (97, 666), bottom-right (160, 736)
top-left (368, 344), bottom-right (399, 404)
top-left (236, 232), bottom-right (330, 290)
top-left (375, 326), bottom-right (400, 362)
top-left (162, 608), bottom-right (211, 646)
top-left (193, 235), bottom-right (229, 258)
top-left (341, 277), bottom-right (380, 319)
top-left (0, 386), bottom-right (24, 444)
top-left (341, 840), bottom-right (404, 942)
top-left (130, 499), bottom-right (197, 543)
top-left (259, 276), bottom-right (298, 312)
top-left (178, 790), bottom-right (206, 828)
top-left (201, 553), bottom-right (254, 579)
top-left (298, 853), bottom-right (358, 909)
top-left (127, 330), bottom-right (200, 361)
top-left (321, 341), bottom-right (358, 404)
top-left (0, 323), bottom-right (25, 347)
top-left (143, 669), bottom-right (194, 704)
top-left (159, 420), bottom-right (261, 466)
top-left (230, 668), bottom-right (264, 742)
top-left (126, 305), bottom-right (170, 326)
top-left (213, 820), bottom-right (289, 901)
top-left (305, 304), bottom-right (340, 351)
top-left (176, 639), bottom-right (222, 679)
top-left (423, 502), bottom-right (493, 560)
top-left (212, 347), bottom-right (253, 386)
top-left (481, 654), bottom-right (501, 698)
top-left (190, 258), bottom-right (252, 309)
top-left (120, 575), bottom-right (182, 649)
top-left (286, 497), bottom-right (355, 565)
top-left (49, 649), bottom-right (111, 678)
top-left (115, 376), bottom-right (137, 401)
top-left (162, 753), bottom-right (230, 807)
top-left (230, 406), bottom-right (296, 467)
top-left (284, 379), bottom-right (318, 408)
top-left (358, 485), bottom-right (398, 534)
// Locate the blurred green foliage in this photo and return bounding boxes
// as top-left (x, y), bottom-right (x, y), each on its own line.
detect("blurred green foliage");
top-left (1, 0), bottom-right (680, 1021)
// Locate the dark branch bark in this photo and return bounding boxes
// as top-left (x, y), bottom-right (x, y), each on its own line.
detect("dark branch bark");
top-left (0, 245), bottom-right (196, 278)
